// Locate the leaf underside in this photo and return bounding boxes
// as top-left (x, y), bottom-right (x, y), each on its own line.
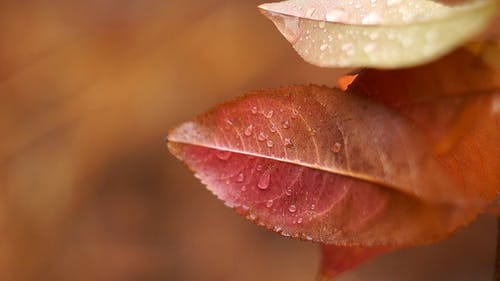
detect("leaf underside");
top-left (258, 0), bottom-right (498, 68)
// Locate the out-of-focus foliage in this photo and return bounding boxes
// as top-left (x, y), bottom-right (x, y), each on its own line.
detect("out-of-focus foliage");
top-left (0, 1), bottom-right (346, 280)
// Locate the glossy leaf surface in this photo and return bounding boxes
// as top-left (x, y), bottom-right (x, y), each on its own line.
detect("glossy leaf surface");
top-left (167, 81), bottom-right (496, 246)
top-left (259, 0), bottom-right (498, 68)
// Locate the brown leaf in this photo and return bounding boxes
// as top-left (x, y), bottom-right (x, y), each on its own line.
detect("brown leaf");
top-left (347, 46), bottom-right (500, 207)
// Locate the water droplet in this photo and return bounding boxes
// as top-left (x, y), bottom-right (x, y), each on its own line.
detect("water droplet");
top-left (269, 124), bottom-right (277, 133)
top-left (305, 7), bottom-right (316, 18)
top-left (305, 235), bottom-right (313, 241)
top-left (256, 165), bottom-right (263, 171)
top-left (258, 170), bottom-right (271, 190)
top-left (216, 151), bottom-right (231, 160)
top-left (285, 188), bottom-right (292, 196)
top-left (236, 172), bottom-right (245, 183)
top-left (297, 218), bottom-right (303, 224)
top-left (282, 120), bottom-right (290, 129)
top-left (284, 138), bottom-right (294, 148)
top-left (363, 42), bottom-right (376, 53)
top-left (320, 43), bottom-right (328, 51)
top-left (274, 226), bottom-right (283, 232)
top-left (266, 110), bottom-right (274, 118)
top-left (266, 140), bottom-right (274, 148)
top-left (251, 106), bottom-right (258, 114)
top-left (258, 132), bottom-right (267, 142)
top-left (325, 8), bottom-right (347, 22)
top-left (310, 204), bottom-right (316, 210)
top-left (318, 21), bottom-right (326, 29)
top-left (241, 185), bottom-right (247, 192)
top-left (333, 142), bottom-right (342, 153)
top-left (244, 125), bottom-right (253, 136)
top-left (291, 109), bottom-right (299, 119)
top-left (288, 204), bottom-right (297, 213)
top-left (341, 42), bottom-right (353, 51)
top-left (362, 12), bottom-right (381, 25)
top-left (266, 200), bottom-right (274, 208)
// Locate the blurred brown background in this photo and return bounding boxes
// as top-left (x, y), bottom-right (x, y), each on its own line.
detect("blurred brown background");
top-left (0, 1), bottom-right (496, 281)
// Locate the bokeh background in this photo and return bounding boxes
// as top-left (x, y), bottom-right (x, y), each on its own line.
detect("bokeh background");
top-left (0, 1), bottom-right (496, 281)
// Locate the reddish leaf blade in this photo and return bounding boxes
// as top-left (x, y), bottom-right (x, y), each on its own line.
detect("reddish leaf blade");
top-left (318, 244), bottom-right (392, 280)
top-left (168, 85), bottom-right (482, 246)
top-left (169, 142), bottom-right (476, 246)
top-left (168, 85), bottom-right (486, 206)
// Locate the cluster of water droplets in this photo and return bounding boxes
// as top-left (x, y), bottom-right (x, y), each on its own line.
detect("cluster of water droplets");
top-left (245, 105), bottom-right (299, 152)
top-left (263, 0), bottom-right (464, 67)
top-left (281, 0), bottom-right (455, 25)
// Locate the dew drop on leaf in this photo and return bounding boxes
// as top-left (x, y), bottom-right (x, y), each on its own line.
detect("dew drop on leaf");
top-left (251, 106), bottom-right (258, 114)
top-left (282, 120), bottom-right (291, 129)
top-left (258, 170), bottom-right (271, 190)
top-left (364, 42), bottom-right (376, 53)
top-left (258, 132), bottom-right (267, 142)
top-left (284, 138), bottom-right (294, 148)
top-left (266, 110), bottom-right (274, 118)
top-left (288, 204), bottom-right (297, 213)
top-left (244, 125), bottom-right (253, 136)
top-left (266, 139), bottom-right (274, 148)
top-left (266, 199), bottom-right (274, 208)
top-left (236, 172), bottom-right (245, 183)
top-left (333, 142), bottom-right (342, 153)
top-left (216, 151), bottom-right (231, 160)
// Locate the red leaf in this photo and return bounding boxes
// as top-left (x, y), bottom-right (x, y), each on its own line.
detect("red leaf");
top-left (168, 84), bottom-right (485, 246)
top-left (167, 46), bottom-right (499, 279)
